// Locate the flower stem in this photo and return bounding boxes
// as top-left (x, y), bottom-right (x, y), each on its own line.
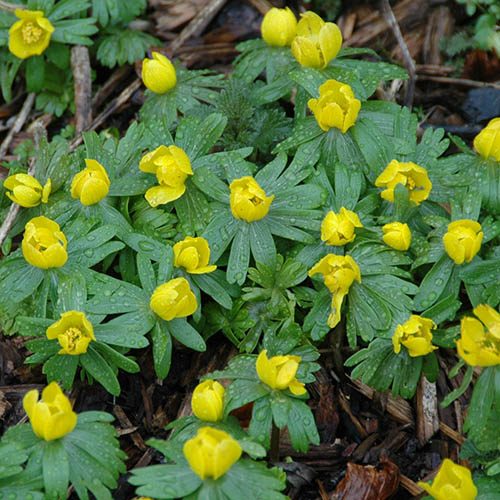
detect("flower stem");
top-left (270, 423), bottom-right (280, 462)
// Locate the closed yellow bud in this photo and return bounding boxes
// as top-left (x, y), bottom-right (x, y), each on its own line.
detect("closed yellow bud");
top-left (142, 52), bottom-right (177, 94)
top-left (150, 277), bottom-right (197, 321)
top-left (261, 7), bottom-right (297, 47)
top-left (22, 216), bottom-right (68, 269)
top-left (443, 219), bottom-right (483, 265)
top-left (457, 304), bottom-right (500, 367)
top-left (308, 254), bottom-right (361, 328)
top-left (23, 382), bottom-right (77, 441)
top-left (46, 311), bottom-right (95, 356)
top-left (191, 380), bottom-right (225, 422)
top-left (308, 79), bottom-right (360, 133)
top-left (417, 459), bottom-right (477, 500)
top-left (139, 145), bottom-right (193, 208)
top-left (321, 207), bottom-right (362, 246)
top-left (229, 176), bottom-right (274, 222)
top-left (375, 160), bottom-right (432, 205)
top-left (183, 427), bottom-right (241, 480)
top-left (256, 349), bottom-right (306, 395)
top-left (473, 117), bottom-right (500, 161)
top-left (173, 236), bottom-right (217, 274)
top-left (8, 9), bottom-right (54, 59)
top-left (291, 11), bottom-right (342, 68)
top-left (382, 222), bottom-right (411, 251)
top-left (3, 173), bottom-right (51, 208)
top-left (392, 315), bottom-right (437, 357)
top-left (70, 159), bottom-right (110, 206)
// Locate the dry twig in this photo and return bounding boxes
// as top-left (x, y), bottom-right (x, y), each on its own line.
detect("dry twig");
top-left (71, 46), bottom-right (93, 134)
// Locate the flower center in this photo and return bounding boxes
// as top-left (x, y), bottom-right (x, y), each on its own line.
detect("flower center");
top-left (249, 195), bottom-right (264, 207)
top-left (22, 22), bottom-right (43, 44)
top-left (406, 177), bottom-right (416, 190)
top-left (62, 327), bottom-right (84, 352)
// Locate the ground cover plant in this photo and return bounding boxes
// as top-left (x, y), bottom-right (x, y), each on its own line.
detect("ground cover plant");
top-left (0, 1), bottom-right (499, 499)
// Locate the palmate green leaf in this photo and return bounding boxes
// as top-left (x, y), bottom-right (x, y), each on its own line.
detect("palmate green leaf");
top-left (47, 0), bottom-right (90, 21)
top-left (224, 378), bottom-right (270, 415)
top-left (303, 289), bottom-right (331, 341)
top-left (152, 321), bottom-right (173, 379)
top-left (287, 399), bottom-right (320, 452)
top-left (0, 53), bottom-right (22, 102)
top-left (192, 272), bottom-right (233, 310)
top-left (346, 338), bottom-right (423, 398)
top-left (218, 460), bottom-right (287, 500)
top-left (56, 271), bottom-right (86, 312)
top-left (51, 18), bottom-right (98, 45)
top-left (168, 319), bottom-right (206, 352)
top-left (273, 118), bottom-right (323, 154)
top-left (0, 263), bottom-right (44, 303)
top-left (130, 464), bottom-right (201, 499)
top-left (43, 440), bottom-right (69, 500)
top-left (96, 28), bottom-right (158, 68)
top-left (413, 254), bottom-right (455, 311)
top-left (95, 310), bottom-right (152, 347)
top-left (174, 184), bottom-right (212, 235)
top-left (80, 345), bottom-right (120, 395)
top-left (227, 222), bottom-right (250, 285)
top-left (93, 342), bottom-right (139, 373)
top-left (91, 0), bottom-right (146, 26)
top-left (249, 396), bottom-right (273, 449)
top-left (43, 353), bottom-right (79, 390)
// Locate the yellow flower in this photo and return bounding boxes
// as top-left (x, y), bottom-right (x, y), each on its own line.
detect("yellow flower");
top-left (173, 236), bottom-right (217, 274)
top-left (22, 216), bottom-right (68, 269)
top-left (23, 382), bottom-right (77, 441)
top-left (139, 145), bottom-right (193, 208)
top-left (308, 254), bottom-right (361, 328)
top-left (141, 51), bottom-right (177, 94)
top-left (229, 176), bottom-right (274, 222)
top-left (261, 7), bottom-right (297, 47)
top-left (291, 11), bottom-right (342, 68)
top-left (417, 459), bottom-right (477, 500)
top-left (443, 219), bottom-right (483, 265)
top-left (382, 222), bottom-right (412, 251)
top-left (308, 80), bottom-right (361, 133)
top-left (256, 349), bottom-right (306, 395)
top-left (321, 207), bottom-right (363, 246)
top-left (191, 380), bottom-right (225, 422)
top-left (457, 304), bottom-right (500, 367)
top-left (473, 117), bottom-right (500, 161)
top-left (150, 277), bottom-right (197, 321)
top-left (375, 160), bottom-right (432, 205)
top-left (392, 315), bottom-right (437, 357)
top-left (183, 427), bottom-right (242, 480)
top-left (8, 9), bottom-right (54, 59)
top-left (70, 159), bottom-right (110, 206)
top-left (3, 173), bottom-right (51, 208)
top-left (46, 311), bottom-right (96, 356)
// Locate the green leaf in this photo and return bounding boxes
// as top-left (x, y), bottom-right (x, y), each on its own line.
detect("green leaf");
top-left (151, 322), bottom-right (172, 379)
top-left (52, 18), bottom-right (98, 45)
top-left (413, 255), bottom-right (455, 311)
top-left (441, 365), bottom-right (474, 408)
top-left (0, 265), bottom-right (44, 303)
top-left (227, 223), bottom-right (250, 285)
top-left (80, 346), bottom-right (120, 395)
top-left (121, 232), bottom-right (171, 262)
top-left (270, 393), bottom-right (291, 429)
top-left (249, 396), bottom-right (273, 449)
top-left (43, 440), bottom-right (69, 500)
top-left (225, 379), bottom-right (269, 415)
top-left (43, 354), bottom-right (79, 390)
top-left (250, 222), bottom-right (276, 268)
top-left (137, 253), bottom-right (156, 295)
top-left (25, 56), bottom-right (45, 93)
top-left (192, 273), bottom-right (232, 310)
top-left (287, 399), bottom-right (320, 452)
top-left (93, 342), bottom-right (139, 373)
top-left (168, 319), bottom-right (206, 352)
top-left (464, 367), bottom-right (496, 438)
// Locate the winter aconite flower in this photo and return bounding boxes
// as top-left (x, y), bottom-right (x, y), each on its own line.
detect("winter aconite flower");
top-left (256, 350), bottom-right (306, 395)
top-left (291, 11), bottom-right (342, 68)
top-left (375, 160), bottom-right (432, 205)
top-left (261, 7), bottom-right (297, 47)
top-left (392, 315), bottom-right (437, 357)
top-left (3, 173), bottom-right (51, 208)
top-left (71, 159), bottom-right (110, 206)
top-left (309, 254), bottom-right (361, 328)
top-left (417, 459), bottom-right (477, 500)
top-left (473, 117), bottom-right (500, 161)
top-left (382, 222), bottom-right (412, 251)
top-left (229, 176), bottom-right (274, 222)
top-left (8, 9), bottom-right (54, 59)
top-left (142, 51), bottom-right (177, 94)
top-left (308, 80), bottom-right (360, 133)
top-left (23, 382), bottom-right (77, 441)
top-left (173, 236), bottom-right (217, 274)
top-left (457, 304), bottom-right (500, 367)
top-left (139, 145), bottom-right (193, 208)
top-left (321, 207), bottom-right (363, 246)
top-left (183, 427), bottom-right (242, 480)
top-left (191, 380), bottom-right (225, 422)
top-left (443, 219), bottom-right (483, 265)
top-left (22, 216), bottom-right (68, 269)
top-left (150, 277), bottom-right (197, 321)
top-left (46, 311), bottom-right (96, 356)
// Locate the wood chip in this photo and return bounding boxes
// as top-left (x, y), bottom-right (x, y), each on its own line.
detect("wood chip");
top-left (416, 376), bottom-right (439, 446)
